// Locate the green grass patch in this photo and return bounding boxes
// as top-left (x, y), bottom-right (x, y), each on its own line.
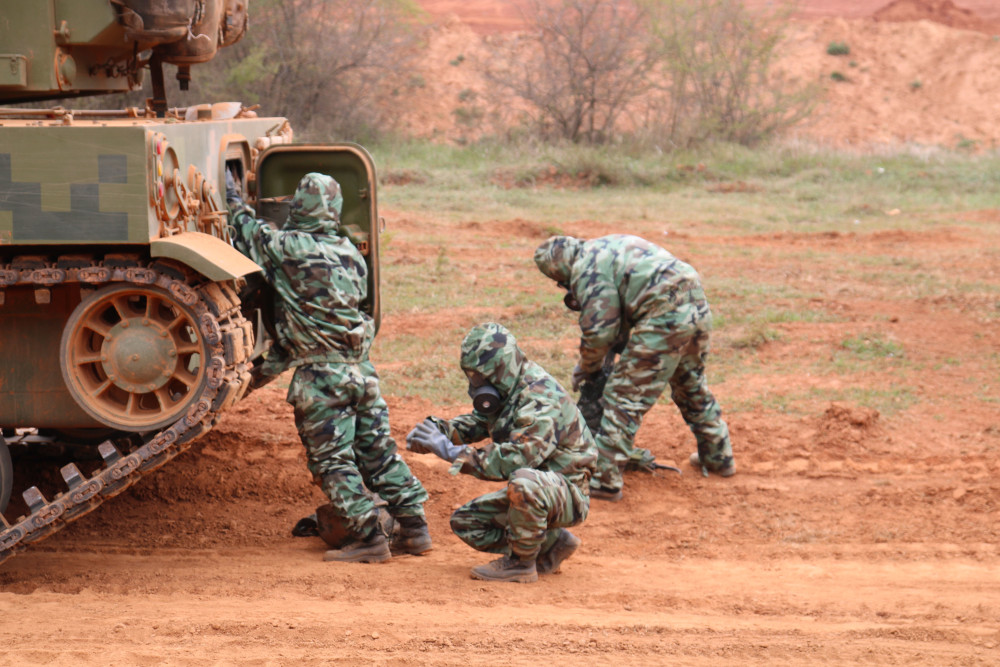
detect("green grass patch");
top-left (372, 139), bottom-right (1000, 232)
top-left (839, 334), bottom-right (905, 360)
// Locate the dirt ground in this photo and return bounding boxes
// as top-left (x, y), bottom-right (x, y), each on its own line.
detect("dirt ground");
top-left (3, 2), bottom-right (1000, 665)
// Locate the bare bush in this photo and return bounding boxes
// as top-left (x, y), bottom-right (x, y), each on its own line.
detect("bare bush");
top-left (482, 0), bottom-right (816, 147)
top-left (482, 0), bottom-right (658, 144)
top-left (643, 0), bottom-right (818, 147)
top-left (216, 0), bottom-right (423, 140)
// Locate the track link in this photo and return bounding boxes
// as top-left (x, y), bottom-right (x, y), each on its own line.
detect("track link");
top-left (0, 254), bottom-right (255, 565)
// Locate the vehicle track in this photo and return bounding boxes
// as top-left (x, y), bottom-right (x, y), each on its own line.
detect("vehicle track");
top-left (0, 253), bottom-right (254, 565)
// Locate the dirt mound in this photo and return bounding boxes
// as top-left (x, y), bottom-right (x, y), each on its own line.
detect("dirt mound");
top-left (874, 0), bottom-right (998, 32)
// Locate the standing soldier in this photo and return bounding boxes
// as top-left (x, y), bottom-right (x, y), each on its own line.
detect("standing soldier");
top-left (226, 171), bottom-right (430, 563)
top-left (534, 235), bottom-right (735, 501)
top-left (406, 323), bottom-right (596, 583)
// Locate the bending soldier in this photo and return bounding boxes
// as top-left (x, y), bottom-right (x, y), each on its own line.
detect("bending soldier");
top-left (406, 323), bottom-right (596, 583)
top-left (226, 171), bottom-right (430, 563)
top-left (534, 234), bottom-right (735, 501)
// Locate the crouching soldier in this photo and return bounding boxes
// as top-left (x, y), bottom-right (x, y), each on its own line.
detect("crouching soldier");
top-left (534, 235), bottom-right (735, 502)
top-left (406, 323), bottom-right (596, 583)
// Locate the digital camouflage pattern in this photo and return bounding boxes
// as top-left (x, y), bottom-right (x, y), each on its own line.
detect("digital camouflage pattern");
top-left (228, 173), bottom-right (426, 538)
top-left (534, 235), bottom-right (733, 490)
top-left (429, 323), bottom-right (596, 559)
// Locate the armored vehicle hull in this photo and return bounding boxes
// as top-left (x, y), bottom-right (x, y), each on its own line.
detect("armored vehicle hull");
top-left (0, 0), bottom-right (384, 566)
top-left (0, 110), bottom-right (382, 564)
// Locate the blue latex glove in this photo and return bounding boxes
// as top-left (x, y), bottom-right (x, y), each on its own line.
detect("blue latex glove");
top-left (406, 419), bottom-right (463, 462)
top-left (225, 168), bottom-right (242, 205)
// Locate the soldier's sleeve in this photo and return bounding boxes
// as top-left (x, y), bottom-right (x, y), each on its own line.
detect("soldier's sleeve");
top-left (227, 204), bottom-right (285, 281)
top-left (448, 410), bottom-right (558, 481)
top-left (429, 413), bottom-right (490, 446)
top-left (575, 265), bottom-right (623, 373)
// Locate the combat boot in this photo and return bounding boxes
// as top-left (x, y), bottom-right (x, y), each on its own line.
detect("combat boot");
top-left (322, 530), bottom-right (391, 563)
top-left (536, 529), bottom-right (581, 575)
top-left (689, 452), bottom-right (736, 477)
top-left (469, 555), bottom-right (538, 583)
top-left (590, 484), bottom-right (623, 502)
top-left (390, 515), bottom-right (433, 556)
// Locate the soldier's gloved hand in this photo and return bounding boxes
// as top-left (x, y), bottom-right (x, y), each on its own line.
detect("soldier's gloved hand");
top-left (406, 419), bottom-right (463, 462)
top-left (225, 168), bottom-right (241, 205)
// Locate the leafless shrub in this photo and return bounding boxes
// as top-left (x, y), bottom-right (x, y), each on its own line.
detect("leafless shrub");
top-left (215, 0), bottom-right (424, 140)
top-left (643, 0), bottom-right (818, 148)
top-left (481, 0), bottom-right (658, 144)
top-left (482, 0), bottom-right (816, 147)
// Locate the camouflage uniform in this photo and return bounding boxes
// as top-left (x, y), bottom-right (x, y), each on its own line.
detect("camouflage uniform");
top-left (228, 173), bottom-right (427, 539)
top-left (534, 235), bottom-right (733, 491)
top-left (429, 323), bottom-right (596, 561)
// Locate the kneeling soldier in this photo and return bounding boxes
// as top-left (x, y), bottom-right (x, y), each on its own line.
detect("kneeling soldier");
top-left (406, 323), bottom-right (596, 582)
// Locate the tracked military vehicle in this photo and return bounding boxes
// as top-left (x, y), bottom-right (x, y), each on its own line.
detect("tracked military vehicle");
top-left (0, 0), bottom-right (382, 564)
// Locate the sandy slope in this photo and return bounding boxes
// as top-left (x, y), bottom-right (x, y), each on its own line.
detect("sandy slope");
top-left (402, 0), bottom-right (1000, 149)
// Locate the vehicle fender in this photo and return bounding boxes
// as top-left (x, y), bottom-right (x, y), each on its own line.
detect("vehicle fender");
top-left (150, 231), bottom-right (262, 281)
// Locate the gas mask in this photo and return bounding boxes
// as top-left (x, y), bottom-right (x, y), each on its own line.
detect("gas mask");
top-left (465, 370), bottom-right (501, 415)
top-left (558, 281), bottom-right (581, 311)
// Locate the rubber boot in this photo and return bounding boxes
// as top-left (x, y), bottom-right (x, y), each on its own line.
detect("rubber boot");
top-left (291, 513), bottom-right (319, 537)
top-left (689, 452), bottom-right (736, 477)
top-left (536, 529), bottom-right (581, 575)
top-left (322, 530), bottom-right (391, 563)
top-left (470, 555), bottom-right (538, 583)
top-left (390, 515), bottom-right (433, 556)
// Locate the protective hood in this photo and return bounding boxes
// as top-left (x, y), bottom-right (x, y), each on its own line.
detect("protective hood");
top-left (459, 322), bottom-right (526, 397)
top-left (285, 172), bottom-right (343, 234)
top-left (533, 236), bottom-right (583, 284)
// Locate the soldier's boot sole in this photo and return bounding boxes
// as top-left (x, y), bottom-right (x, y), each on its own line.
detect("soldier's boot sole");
top-left (323, 535), bottom-right (392, 564)
top-left (537, 529), bottom-right (581, 575)
top-left (469, 560), bottom-right (538, 583)
top-left (689, 452), bottom-right (736, 477)
top-left (590, 486), bottom-right (623, 502)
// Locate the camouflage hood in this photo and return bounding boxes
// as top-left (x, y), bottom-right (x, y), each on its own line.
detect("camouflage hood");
top-left (285, 172), bottom-right (343, 234)
top-left (459, 322), bottom-right (526, 397)
top-left (533, 236), bottom-right (583, 284)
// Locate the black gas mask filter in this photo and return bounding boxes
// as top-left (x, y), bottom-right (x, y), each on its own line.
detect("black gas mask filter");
top-left (465, 370), bottom-right (501, 415)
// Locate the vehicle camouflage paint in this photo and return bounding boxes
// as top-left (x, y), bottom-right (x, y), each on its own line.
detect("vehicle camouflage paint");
top-left (0, 0), bottom-right (382, 564)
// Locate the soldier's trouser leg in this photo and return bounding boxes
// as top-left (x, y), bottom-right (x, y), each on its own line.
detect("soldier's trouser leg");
top-left (352, 361), bottom-right (428, 519)
top-left (451, 469), bottom-right (589, 560)
top-left (592, 302), bottom-right (701, 490)
top-left (669, 330), bottom-right (733, 470)
top-left (288, 363), bottom-right (426, 539)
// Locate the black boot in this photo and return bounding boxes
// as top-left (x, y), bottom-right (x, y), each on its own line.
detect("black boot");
top-left (470, 555), bottom-right (538, 583)
top-left (390, 515), bottom-right (433, 556)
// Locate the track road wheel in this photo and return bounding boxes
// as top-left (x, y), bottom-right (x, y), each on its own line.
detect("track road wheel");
top-left (60, 283), bottom-right (212, 432)
top-left (0, 435), bottom-right (11, 514)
